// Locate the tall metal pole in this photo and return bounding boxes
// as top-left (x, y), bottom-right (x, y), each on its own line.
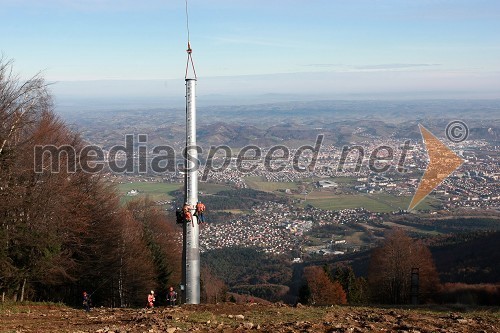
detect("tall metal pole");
top-left (182, 77), bottom-right (200, 304)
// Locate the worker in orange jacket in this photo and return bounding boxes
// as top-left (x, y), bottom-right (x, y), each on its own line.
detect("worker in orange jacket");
top-left (183, 203), bottom-right (193, 227)
top-left (195, 201), bottom-right (206, 224)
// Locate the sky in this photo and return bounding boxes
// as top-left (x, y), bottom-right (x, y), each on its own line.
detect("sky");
top-left (1, 0), bottom-right (500, 104)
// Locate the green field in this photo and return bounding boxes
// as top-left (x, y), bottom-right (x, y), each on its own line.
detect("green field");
top-left (217, 209), bottom-right (249, 214)
top-left (117, 182), bottom-right (182, 204)
top-left (117, 180), bottom-right (438, 213)
top-left (245, 176), bottom-right (361, 193)
top-left (382, 221), bottom-right (442, 235)
top-left (199, 183), bottom-right (233, 194)
top-left (297, 192), bottom-right (438, 213)
top-left (345, 231), bottom-right (366, 245)
top-left (116, 181), bottom-right (234, 205)
top-left (245, 176), bottom-right (439, 212)
top-left (326, 177), bottom-right (359, 184)
top-left (245, 176), bottom-right (299, 192)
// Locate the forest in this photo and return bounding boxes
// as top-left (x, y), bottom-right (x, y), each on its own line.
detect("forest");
top-left (0, 60), bottom-right (181, 307)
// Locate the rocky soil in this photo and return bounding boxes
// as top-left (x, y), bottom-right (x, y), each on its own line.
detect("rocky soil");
top-left (0, 303), bottom-right (498, 333)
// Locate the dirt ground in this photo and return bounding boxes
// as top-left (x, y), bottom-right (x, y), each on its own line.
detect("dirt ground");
top-left (0, 303), bottom-right (498, 333)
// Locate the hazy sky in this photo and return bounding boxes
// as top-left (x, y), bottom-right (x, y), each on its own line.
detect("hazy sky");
top-left (1, 0), bottom-right (500, 100)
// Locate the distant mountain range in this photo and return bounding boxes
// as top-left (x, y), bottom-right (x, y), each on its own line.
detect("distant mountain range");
top-left (59, 99), bottom-right (499, 148)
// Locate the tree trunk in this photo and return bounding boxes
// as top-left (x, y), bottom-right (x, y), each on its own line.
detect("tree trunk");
top-left (119, 257), bottom-right (124, 308)
top-left (20, 278), bottom-right (26, 302)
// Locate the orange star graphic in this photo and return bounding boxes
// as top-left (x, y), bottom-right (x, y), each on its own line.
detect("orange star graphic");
top-left (408, 124), bottom-right (464, 210)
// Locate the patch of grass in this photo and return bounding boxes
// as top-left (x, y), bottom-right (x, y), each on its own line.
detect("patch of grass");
top-left (383, 221), bottom-right (442, 235)
top-left (345, 231), bottom-right (365, 245)
top-left (186, 311), bottom-right (244, 329)
top-left (199, 183), bottom-right (233, 194)
top-left (183, 306), bottom-right (327, 328)
top-left (0, 301), bottom-right (65, 314)
top-left (116, 182), bottom-right (182, 205)
top-left (245, 177), bottom-right (298, 192)
top-left (217, 209), bottom-right (249, 214)
top-left (118, 181), bottom-right (182, 196)
top-left (298, 192), bottom-right (438, 213)
top-left (327, 177), bottom-right (359, 184)
top-left (305, 236), bottom-right (325, 246)
top-left (186, 311), bottom-right (216, 323)
top-left (301, 194), bottom-right (385, 211)
top-left (388, 304), bottom-right (500, 318)
top-left (244, 306), bottom-right (327, 325)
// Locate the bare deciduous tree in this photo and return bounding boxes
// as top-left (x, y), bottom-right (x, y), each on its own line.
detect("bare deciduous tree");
top-left (368, 228), bottom-right (440, 304)
top-left (302, 266), bottom-right (347, 305)
top-left (1, 58), bottom-right (183, 306)
top-left (201, 265), bottom-right (227, 303)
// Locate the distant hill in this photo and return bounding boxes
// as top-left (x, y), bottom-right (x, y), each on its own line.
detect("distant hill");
top-left (60, 99), bottom-right (499, 149)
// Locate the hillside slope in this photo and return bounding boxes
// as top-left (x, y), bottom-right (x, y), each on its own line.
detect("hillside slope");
top-left (1, 303), bottom-right (498, 332)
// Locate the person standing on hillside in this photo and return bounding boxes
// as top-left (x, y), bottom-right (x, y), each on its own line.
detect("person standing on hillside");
top-left (166, 286), bottom-right (178, 306)
top-left (146, 290), bottom-right (155, 308)
top-left (82, 291), bottom-right (91, 312)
